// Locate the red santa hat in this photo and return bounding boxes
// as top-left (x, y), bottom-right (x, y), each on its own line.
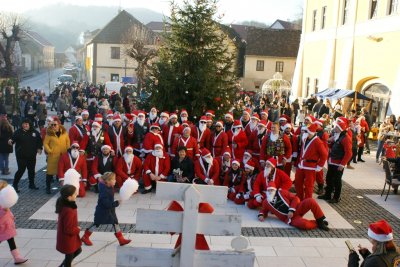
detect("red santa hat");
top-left (258, 120), bottom-right (267, 127)
top-left (200, 116), bottom-right (208, 122)
top-left (368, 219), bottom-right (393, 242)
top-left (132, 111), bottom-right (139, 118)
top-left (180, 109), bottom-right (188, 116)
top-left (232, 160), bottom-right (240, 167)
top-left (137, 110), bottom-right (146, 117)
top-left (94, 113), bottom-right (103, 122)
top-left (251, 113), bottom-right (260, 121)
top-left (160, 111), bottom-right (170, 118)
top-left (282, 123), bottom-right (292, 131)
top-left (125, 146), bottom-right (134, 152)
top-left (106, 110), bottom-right (114, 118)
top-left (123, 113), bottom-right (133, 122)
top-left (278, 114), bottom-right (290, 122)
top-left (215, 120), bottom-right (224, 127)
top-left (201, 148), bottom-right (211, 158)
top-left (70, 141), bottom-right (80, 148)
top-left (81, 109), bottom-right (89, 116)
top-left (314, 119), bottom-right (325, 127)
top-left (223, 147), bottom-right (231, 157)
top-left (205, 110), bottom-right (215, 117)
top-left (101, 145), bottom-right (111, 151)
top-left (232, 120), bottom-right (242, 128)
top-left (336, 116), bottom-right (349, 127)
top-left (304, 114), bottom-right (316, 123)
top-left (244, 159), bottom-right (256, 171)
top-left (92, 121), bottom-right (101, 128)
top-left (113, 114), bottom-right (122, 122)
top-left (243, 108), bottom-right (251, 116)
top-left (206, 115), bottom-right (213, 122)
top-left (267, 181), bottom-right (277, 190)
top-left (244, 150), bottom-right (253, 158)
top-left (260, 109), bottom-right (268, 116)
top-left (335, 120), bottom-right (347, 132)
top-left (150, 123), bottom-right (161, 130)
top-left (307, 123), bottom-right (318, 135)
top-left (225, 112), bottom-right (234, 119)
top-left (170, 113), bottom-right (178, 119)
top-left (266, 158), bottom-right (277, 168)
top-left (75, 115), bottom-right (82, 121)
top-left (182, 126), bottom-right (191, 133)
top-left (182, 122), bottom-right (190, 128)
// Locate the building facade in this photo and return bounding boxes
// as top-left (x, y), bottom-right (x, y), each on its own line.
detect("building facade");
top-left (293, 0), bottom-right (400, 121)
top-left (243, 28), bottom-right (301, 92)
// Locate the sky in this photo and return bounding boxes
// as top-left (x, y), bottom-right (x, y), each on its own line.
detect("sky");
top-left (1, 0), bottom-right (304, 24)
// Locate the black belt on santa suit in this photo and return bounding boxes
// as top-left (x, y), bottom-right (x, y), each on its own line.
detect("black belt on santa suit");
top-left (305, 159), bottom-right (318, 163)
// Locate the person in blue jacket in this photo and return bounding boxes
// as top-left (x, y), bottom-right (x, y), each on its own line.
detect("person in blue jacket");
top-left (80, 172), bottom-right (131, 246)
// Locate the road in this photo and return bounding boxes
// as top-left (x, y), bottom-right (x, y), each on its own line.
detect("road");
top-left (19, 68), bottom-right (64, 95)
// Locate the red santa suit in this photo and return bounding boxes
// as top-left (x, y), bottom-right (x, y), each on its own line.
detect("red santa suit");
top-left (247, 158), bottom-right (292, 209)
top-left (315, 120), bottom-right (329, 187)
top-left (215, 148), bottom-right (232, 185)
top-left (115, 147), bottom-right (143, 188)
top-left (223, 161), bottom-right (244, 203)
top-left (104, 114), bottom-right (134, 157)
top-left (236, 160), bottom-right (258, 206)
top-left (194, 149), bottom-right (220, 185)
top-left (58, 148), bottom-right (88, 197)
top-left (282, 124), bottom-right (299, 177)
top-left (142, 123), bottom-right (164, 154)
top-left (143, 144), bottom-right (171, 190)
top-left (295, 124), bottom-right (328, 200)
top-left (211, 121), bottom-right (228, 158)
top-left (258, 182), bottom-right (327, 230)
top-left (171, 131), bottom-right (199, 160)
top-left (231, 120), bottom-right (248, 162)
top-left (191, 116), bottom-right (212, 151)
top-left (249, 120), bottom-right (268, 169)
top-left (260, 131), bottom-right (292, 168)
top-left (68, 120), bottom-right (89, 150)
top-left (162, 120), bottom-right (183, 155)
top-left (244, 114), bottom-right (259, 139)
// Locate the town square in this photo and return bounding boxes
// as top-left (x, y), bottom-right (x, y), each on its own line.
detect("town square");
top-left (0, 0), bottom-right (399, 266)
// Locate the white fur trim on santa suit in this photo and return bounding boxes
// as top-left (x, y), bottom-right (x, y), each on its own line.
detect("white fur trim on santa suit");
top-left (81, 110), bottom-right (89, 116)
top-left (225, 113), bottom-right (233, 119)
top-left (169, 114), bottom-right (178, 119)
top-left (125, 146), bottom-right (134, 152)
top-left (244, 163), bottom-right (254, 170)
top-left (368, 228), bottom-right (393, 242)
top-left (160, 112), bottom-right (170, 118)
top-left (232, 160), bottom-right (240, 167)
top-left (92, 121), bottom-right (101, 128)
top-left (216, 121), bottom-right (223, 127)
top-left (75, 116), bottom-right (82, 121)
top-left (282, 124), bottom-right (292, 131)
top-left (101, 145), bottom-right (111, 151)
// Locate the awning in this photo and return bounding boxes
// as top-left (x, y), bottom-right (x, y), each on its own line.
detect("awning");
top-left (315, 88), bottom-right (372, 101)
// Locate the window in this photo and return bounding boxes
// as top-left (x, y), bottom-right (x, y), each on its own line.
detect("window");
top-left (321, 6), bottom-right (327, 29)
top-left (342, 0), bottom-right (350, 25)
top-left (312, 10), bottom-right (317, 31)
top-left (314, 78), bottom-right (319, 94)
top-left (256, 60), bottom-right (264, 71)
top-left (275, 61), bottom-right (284, 72)
top-left (389, 0), bottom-right (399, 14)
top-left (306, 77), bottom-right (310, 97)
top-left (111, 47), bottom-right (120, 59)
top-left (370, 0), bottom-right (378, 19)
top-left (111, 73), bottom-right (119, 81)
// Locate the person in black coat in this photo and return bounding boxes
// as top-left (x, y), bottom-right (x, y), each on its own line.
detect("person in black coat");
top-left (9, 118), bottom-right (43, 192)
top-left (80, 172), bottom-right (131, 247)
top-left (0, 116), bottom-right (13, 175)
top-left (168, 146), bottom-right (195, 183)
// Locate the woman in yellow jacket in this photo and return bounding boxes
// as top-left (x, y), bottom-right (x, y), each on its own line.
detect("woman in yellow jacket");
top-left (44, 118), bottom-right (70, 194)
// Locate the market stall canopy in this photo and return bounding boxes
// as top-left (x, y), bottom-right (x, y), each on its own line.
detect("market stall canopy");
top-left (315, 88), bottom-right (372, 101)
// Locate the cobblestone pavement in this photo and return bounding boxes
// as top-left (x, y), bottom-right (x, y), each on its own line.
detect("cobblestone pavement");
top-left (7, 162), bottom-right (399, 244)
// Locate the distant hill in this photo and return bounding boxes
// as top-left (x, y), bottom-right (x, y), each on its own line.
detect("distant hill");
top-left (23, 4), bottom-right (164, 52)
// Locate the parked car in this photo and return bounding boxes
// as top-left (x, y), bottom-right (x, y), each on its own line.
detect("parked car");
top-left (56, 74), bottom-right (74, 85)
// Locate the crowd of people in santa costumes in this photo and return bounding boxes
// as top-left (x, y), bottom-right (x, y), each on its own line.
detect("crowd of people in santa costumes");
top-left (20, 87), bottom-right (370, 233)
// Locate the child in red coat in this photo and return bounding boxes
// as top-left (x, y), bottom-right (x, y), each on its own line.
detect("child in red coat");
top-left (0, 180), bottom-right (28, 265)
top-left (55, 184), bottom-right (81, 267)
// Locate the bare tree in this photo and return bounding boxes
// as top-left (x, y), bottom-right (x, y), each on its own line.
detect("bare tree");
top-left (0, 13), bottom-right (26, 78)
top-left (122, 25), bottom-right (158, 90)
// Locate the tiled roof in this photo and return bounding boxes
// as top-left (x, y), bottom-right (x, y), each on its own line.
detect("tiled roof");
top-left (91, 10), bottom-right (156, 44)
top-left (229, 24), bottom-right (248, 40)
top-left (245, 28), bottom-right (301, 57)
top-left (146, 21), bottom-right (166, 32)
top-left (25, 31), bottom-right (53, 47)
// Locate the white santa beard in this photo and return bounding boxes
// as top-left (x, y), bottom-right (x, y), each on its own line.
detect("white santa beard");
top-left (264, 167), bottom-right (272, 177)
top-left (71, 150), bottom-right (79, 159)
top-left (149, 113), bottom-right (157, 120)
top-left (124, 154), bottom-right (133, 164)
top-left (137, 118), bottom-right (145, 126)
top-left (266, 191), bottom-right (276, 203)
top-left (233, 128), bottom-right (241, 136)
top-left (92, 128), bottom-right (100, 136)
top-left (181, 117), bottom-right (188, 122)
top-left (199, 124), bottom-right (206, 132)
top-left (153, 150), bottom-right (164, 158)
top-left (270, 133), bottom-right (278, 141)
top-left (250, 122), bottom-right (257, 131)
top-left (159, 118), bottom-right (166, 125)
top-left (204, 157), bottom-right (213, 165)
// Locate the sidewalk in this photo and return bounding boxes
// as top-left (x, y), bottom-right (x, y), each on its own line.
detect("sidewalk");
top-left (2, 135), bottom-right (399, 266)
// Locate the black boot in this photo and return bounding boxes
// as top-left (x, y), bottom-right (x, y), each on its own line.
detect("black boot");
top-left (316, 216), bottom-right (330, 231)
top-left (46, 175), bottom-right (52, 194)
top-left (12, 183), bottom-right (20, 193)
top-left (317, 194), bottom-right (331, 200)
top-left (317, 184), bottom-right (324, 195)
top-left (357, 148), bottom-right (365, 162)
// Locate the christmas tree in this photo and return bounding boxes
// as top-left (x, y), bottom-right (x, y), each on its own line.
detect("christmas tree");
top-left (149, 0), bottom-right (239, 119)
